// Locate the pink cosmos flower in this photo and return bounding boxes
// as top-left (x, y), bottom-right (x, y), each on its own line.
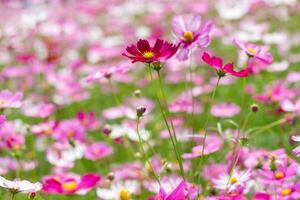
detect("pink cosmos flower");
top-left (0, 90), bottom-right (23, 108)
top-left (276, 182), bottom-right (300, 200)
top-left (31, 121), bottom-right (58, 136)
top-left (211, 103), bottom-right (241, 118)
top-left (42, 173), bottom-right (101, 195)
top-left (202, 52), bottom-right (250, 77)
top-left (77, 111), bottom-right (101, 131)
top-left (280, 99), bottom-right (300, 116)
top-left (254, 83), bottom-right (296, 104)
top-left (52, 119), bottom-right (86, 143)
top-left (0, 121), bottom-right (25, 150)
top-left (172, 15), bottom-right (213, 60)
top-left (85, 64), bottom-right (131, 83)
top-left (169, 98), bottom-right (203, 114)
top-left (182, 135), bottom-right (223, 159)
top-left (21, 101), bottom-right (55, 118)
top-left (233, 39), bottom-right (273, 64)
top-left (84, 142), bottom-right (113, 160)
top-left (149, 180), bottom-right (187, 200)
top-left (122, 39), bottom-right (178, 63)
top-left (291, 135), bottom-right (300, 157)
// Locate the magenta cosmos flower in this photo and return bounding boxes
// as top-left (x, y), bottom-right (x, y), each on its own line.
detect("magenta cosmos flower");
top-left (84, 142), bottom-right (113, 160)
top-left (42, 173), bottom-right (101, 195)
top-left (202, 52), bottom-right (250, 77)
top-left (122, 39), bottom-right (178, 63)
top-left (172, 15), bottom-right (213, 60)
top-left (233, 39), bottom-right (273, 64)
top-left (149, 180), bottom-right (188, 200)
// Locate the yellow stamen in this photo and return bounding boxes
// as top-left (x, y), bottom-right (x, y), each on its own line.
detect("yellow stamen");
top-left (44, 128), bottom-right (53, 135)
top-left (230, 177), bottom-right (237, 184)
top-left (246, 48), bottom-right (257, 55)
top-left (119, 188), bottom-right (131, 200)
top-left (142, 51), bottom-right (154, 59)
top-left (0, 100), bottom-right (7, 105)
top-left (197, 149), bottom-right (203, 155)
top-left (62, 181), bottom-right (78, 191)
top-left (275, 171), bottom-right (284, 179)
top-left (67, 130), bottom-right (75, 137)
top-left (183, 31), bottom-right (194, 42)
top-left (281, 188), bottom-right (292, 196)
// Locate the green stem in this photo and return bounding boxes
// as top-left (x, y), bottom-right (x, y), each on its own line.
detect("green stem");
top-left (136, 117), bottom-right (161, 186)
top-left (147, 64), bottom-right (185, 180)
top-left (250, 118), bottom-right (286, 136)
top-left (108, 78), bottom-right (121, 106)
top-left (196, 76), bottom-right (221, 195)
top-left (155, 70), bottom-right (185, 180)
top-left (10, 192), bottom-right (15, 200)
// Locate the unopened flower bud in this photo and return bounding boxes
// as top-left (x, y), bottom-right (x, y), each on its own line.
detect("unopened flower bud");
top-left (136, 106), bottom-right (146, 118)
top-left (134, 90), bottom-right (141, 97)
top-left (134, 152), bottom-right (142, 158)
top-left (251, 104), bottom-right (259, 112)
top-left (107, 172), bottom-right (115, 181)
top-left (102, 124), bottom-right (112, 135)
top-left (28, 192), bottom-right (36, 199)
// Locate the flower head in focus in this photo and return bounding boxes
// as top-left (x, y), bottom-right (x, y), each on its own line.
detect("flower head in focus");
top-left (172, 15), bottom-right (213, 60)
top-left (122, 39), bottom-right (178, 63)
top-left (202, 52), bottom-right (250, 77)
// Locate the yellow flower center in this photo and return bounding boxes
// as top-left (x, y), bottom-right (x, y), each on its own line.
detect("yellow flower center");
top-left (62, 181), bottom-right (78, 191)
top-left (67, 130), bottom-right (75, 137)
top-left (246, 48), bottom-right (257, 55)
top-left (142, 51), bottom-right (155, 59)
top-left (183, 31), bottom-right (194, 42)
top-left (44, 128), bottom-right (53, 135)
top-left (197, 149), bottom-right (203, 155)
top-left (0, 99), bottom-right (7, 105)
top-left (230, 177), bottom-right (237, 184)
top-left (275, 171), bottom-right (284, 179)
top-left (281, 188), bottom-right (292, 196)
top-left (119, 188), bottom-right (131, 200)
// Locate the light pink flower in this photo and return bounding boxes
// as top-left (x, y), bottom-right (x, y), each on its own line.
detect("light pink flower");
top-left (0, 90), bottom-right (23, 108)
top-left (211, 103), bottom-right (240, 118)
top-left (84, 142), bottom-right (113, 160)
top-left (233, 39), bottom-right (273, 64)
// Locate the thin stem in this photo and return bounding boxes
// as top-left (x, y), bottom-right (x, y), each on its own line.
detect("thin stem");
top-left (196, 76), bottom-right (221, 195)
top-left (188, 50), bottom-right (195, 128)
top-left (147, 64), bottom-right (185, 180)
top-left (10, 192), bottom-right (15, 200)
top-left (136, 117), bottom-right (161, 186)
top-left (108, 78), bottom-right (121, 106)
top-left (156, 70), bottom-right (185, 180)
top-left (250, 118), bottom-right (286, 136)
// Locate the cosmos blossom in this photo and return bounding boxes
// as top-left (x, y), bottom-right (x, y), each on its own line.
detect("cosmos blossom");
top-left (211, 103), bottom-right (241, 118)
top-left (0, 90), bottom-right (23, 109)
top-left (172, 15), bottom-right (213, 60)
top-left (42, 173), bottom-right (101, 195)
top-left (202, 52), bottom-right (250, 77)
top-left (84, 142), bottom-right (113, 160)
top-left (233, 39), bottom-right (273, 64)
top-left (122, 39), bottom-right (178, 63)
top-left (0, 176), bottom-right (42, 193)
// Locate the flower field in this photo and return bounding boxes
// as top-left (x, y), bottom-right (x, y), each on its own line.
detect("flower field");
top-left (0, 0), bottom-right (299, 199)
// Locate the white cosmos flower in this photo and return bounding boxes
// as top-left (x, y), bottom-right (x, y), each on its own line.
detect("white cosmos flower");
top-left (0, 176), bottom-right (42, 193)
top-left (110, 125), bottom-right (150, 142)
top-left (97, 180), bottom-right (140, 200)
top-left (212, 170), bottom-right (251, 193)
